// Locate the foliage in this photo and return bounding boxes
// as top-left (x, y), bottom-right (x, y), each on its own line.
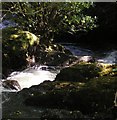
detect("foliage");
top-left (2, 2), bottom-right (97, 44)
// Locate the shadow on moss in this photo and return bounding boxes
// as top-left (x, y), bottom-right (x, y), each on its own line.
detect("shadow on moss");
top-left (24, 76), bottom-right (117, 116)
top-left (55, 63), bottom-right (101, 82)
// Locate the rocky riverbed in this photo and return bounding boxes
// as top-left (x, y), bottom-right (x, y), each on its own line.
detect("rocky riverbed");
top-left (2, 52), bottom-right (117, 119)
top-left (2, 24), bottom-right (117, 120)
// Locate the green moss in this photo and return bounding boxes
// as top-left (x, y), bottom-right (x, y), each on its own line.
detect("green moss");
top-left (55, 62), bottom-right (117, 83)
top-left (24, 76), bottom-right (117, 115)
top-left (55, 63), bottom-right (101, 82)
top-left (2, 27), bottom-right (40, 74)
top-left (3, 27), bottom-right (39, 50)
top-left (97, 63), bottom-right (117, 76)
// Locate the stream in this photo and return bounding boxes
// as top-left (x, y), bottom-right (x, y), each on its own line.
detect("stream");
top-left (1, 20), bottom-right (117, 93)
top-left (1, 43), bottom-right (117, 92)
top-left (1, 43), bottom-right (117, 119)
top-left (1, 19), bottom-right (117, 119)
top-left (3, 65), bottom-right (60, 91)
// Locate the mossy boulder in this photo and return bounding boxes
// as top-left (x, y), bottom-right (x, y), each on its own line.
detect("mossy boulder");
top-left (55, 63), bottom-right (101, 82)
top-left (24, 76), bottom-right (117, 118)
top-left (2, 27), bottom-right (39, 76)
top-left (55, 62), bottom-right (117, 83)
top-left (2, 27), bottom-right (39, 50)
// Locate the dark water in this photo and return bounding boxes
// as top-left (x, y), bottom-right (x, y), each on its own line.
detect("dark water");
top-left (0, 20), bottom-right (17, 29)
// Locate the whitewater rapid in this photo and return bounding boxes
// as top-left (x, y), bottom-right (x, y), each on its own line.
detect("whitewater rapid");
top-left (2, 65), bottom-right (60, 91)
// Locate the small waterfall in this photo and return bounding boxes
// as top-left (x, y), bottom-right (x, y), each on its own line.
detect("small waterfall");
top-left (97, 51), bottom-right (117, 64)
top-left (2, 65), bottom-right (60, 92)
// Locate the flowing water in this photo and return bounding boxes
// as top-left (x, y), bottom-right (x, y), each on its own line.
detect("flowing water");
top-left (63, 43), bottom-right (117, 64)
top-left (1, 20), bottom-right (117, 119)
top-left (2, 65), bottom-right (60, 92)
top-left (2, 43), bottom-right (117, 92)
top-left (1, 43), bottom-right (117, 119)
top-left (97, 50), bottom-right (117, 64)
top-left (62, 43), bottom-right (94, 56)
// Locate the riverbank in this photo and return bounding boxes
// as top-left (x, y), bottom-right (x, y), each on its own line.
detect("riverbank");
top-left (2, 48), bottom-right (117, 119)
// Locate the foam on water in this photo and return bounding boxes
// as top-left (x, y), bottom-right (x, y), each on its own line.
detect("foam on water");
top-left (97, 51), bottom-right (117, 64)
top-left (3, 65), bottom-right (60, 91)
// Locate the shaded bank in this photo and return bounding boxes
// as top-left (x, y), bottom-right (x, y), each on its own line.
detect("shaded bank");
top-left (2, 61), bottom-right (117, 119)
top-left (55, 3), bottom-right (117, 50)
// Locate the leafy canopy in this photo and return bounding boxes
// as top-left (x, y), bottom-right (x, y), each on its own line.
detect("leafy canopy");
top-left (2, 2), bottom-right (97, 44)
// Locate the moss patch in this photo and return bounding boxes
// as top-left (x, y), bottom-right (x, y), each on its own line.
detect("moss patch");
top-left (24, 76), bottom-right (117, 116)
top-left (97, 63), bottom-right (117, 76)
top-left (55, 63), bottom-right (101, 82)
top-left (55, 62), bottom-right (117, 83)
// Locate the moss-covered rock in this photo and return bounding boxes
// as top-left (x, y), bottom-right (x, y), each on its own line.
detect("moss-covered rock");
top-left (24, 76), bottom-right (117, 117)
top-left (3, 76), bottom-right (117, 119)
top-left (2, 27), bottom-right (40, 76)
top-left (55, 62), bottom-right (117, 83)
top-left (2, 27), bottom-right (39, 50)
top-left (55, 63), bottom-right (101, 82)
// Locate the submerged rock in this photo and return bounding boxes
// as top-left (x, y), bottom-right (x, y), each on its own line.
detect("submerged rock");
top-left (2, 80), bottom-right (21, 91)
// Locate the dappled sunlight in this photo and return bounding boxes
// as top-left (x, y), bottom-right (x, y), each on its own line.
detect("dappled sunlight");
top-left (2, 2), bottom-right (117, 119)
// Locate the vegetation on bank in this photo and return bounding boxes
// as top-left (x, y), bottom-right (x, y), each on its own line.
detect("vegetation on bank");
top-left (2, 2), bottom-right (97, 44)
